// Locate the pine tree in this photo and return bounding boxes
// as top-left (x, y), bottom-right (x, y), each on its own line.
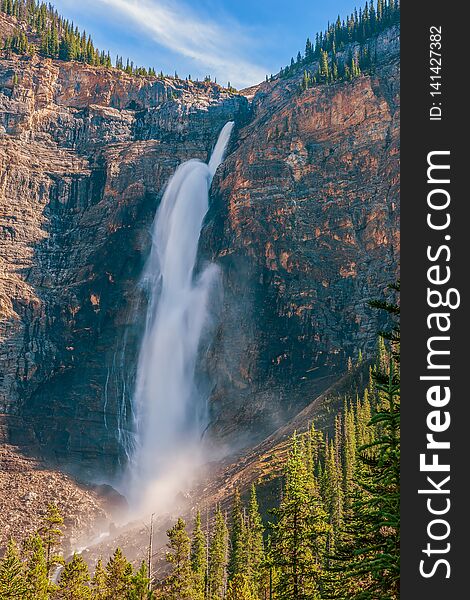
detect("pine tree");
top-left (128, 561), bottom-right (152, 599)
top-left (165, 518), bottom-right (194, 600)
top-left (105, 548), bottom-right (131, 600)
top-left (22, 534), bottom-right (50, 600)
top-left (282, 0), bottom-right (400, 89)
top-left (91, 558), bottom-right (107, 600)
top-left (39, 503), bottom-right (64, 577)
top-left (190, 511), bottom-right (207, 600)
top-left (0, 539), bottom-right (28, 599)
top-left (335, 283), bottom-right (400, 599)
top-left (343, 400), bottom-right (358, 511)
top-left (56, 553), bottom-right (91, 599)
top-left (225, 573), bottom-right (257, 600)
top-left (208, 506), bottom-right (228, 600)
top-left (228, 489), bottom-right (248, 580)
top-left (301, 70), bottom-right (311, 91)
top-left (247, 484), bottom-right (265, 596)
top-left (320, 50), bottom-right (329, 80)
top-left (305, 37), bottom-right (313, 61)
top-left (270, 433), bottom-right (330, 600)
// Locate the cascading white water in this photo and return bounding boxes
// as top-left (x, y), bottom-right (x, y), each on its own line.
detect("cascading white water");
top-left (128, 122), bottom-right (234, 509)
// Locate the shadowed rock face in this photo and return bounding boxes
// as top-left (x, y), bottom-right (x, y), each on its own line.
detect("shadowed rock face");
top-left (0, 13), bottom-right (399, 479)
top-left (0, 39), bottom-right (249, 477)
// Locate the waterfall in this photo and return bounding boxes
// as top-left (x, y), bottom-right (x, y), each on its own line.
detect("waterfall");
top-left (127, 122), bottom-right (234, 508)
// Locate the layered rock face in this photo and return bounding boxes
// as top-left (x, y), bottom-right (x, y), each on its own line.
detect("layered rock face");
top-left (203, 26), bottom-right (400, 445)
top-left (0, 13), bottom-right (399, 478)
top-left (0, 24), bottom-right (248, 476)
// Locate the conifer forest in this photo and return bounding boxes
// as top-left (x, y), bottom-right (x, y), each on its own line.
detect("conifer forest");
top-left (0, 1), bottom-right (400, 598)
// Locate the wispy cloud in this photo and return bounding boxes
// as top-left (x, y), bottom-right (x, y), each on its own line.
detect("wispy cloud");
top-left (97, 0), bottom-right (268, 87)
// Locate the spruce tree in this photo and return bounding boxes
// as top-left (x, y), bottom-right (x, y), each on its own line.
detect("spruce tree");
top-left (190, 511), bottom-right (207, 600)
top-left (165, 517), bottom-right (194, 600)
top-left (56, 553), bottom-right (91, 599)
top-left (228, 489), bottom-right (248, 580)
top-left (335, 283), bottom-right (400, 599)
top-left (208, 506), bottom-right (228, 600)
top-left (321, 439), bottom-right (343, 566)
top-left (22, 534), bottom-right (50, 600)
top-left (247, 484), bottom-right (265, 596)
top-left (0, 539), bottom-right (28, 599)
top-left (39, 503), bottom-right (64, 576)
top-left (343, 400), bottom-right (358, 511)
top-left (91, 558), bottom-right (107, 600)
top-left (225, 573), bottom-right (257, 600)
top-left (128, 561), bottom-right (152, 599)
top-left (104, 548), bottom-right (131, 600)
top-left (270, 433), bottom-right (330, 600)
top-left (320, 50), bottom-right (330, 80)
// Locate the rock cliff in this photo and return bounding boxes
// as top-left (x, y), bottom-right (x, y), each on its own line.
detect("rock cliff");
top-left (0, 10), bottom-right (399, 479)
top-left (203, 26), bottom-right (399, 446)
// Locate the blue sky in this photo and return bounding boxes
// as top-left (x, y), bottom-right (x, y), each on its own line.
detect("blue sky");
top-left (51, 0), bottom-right (359, 89)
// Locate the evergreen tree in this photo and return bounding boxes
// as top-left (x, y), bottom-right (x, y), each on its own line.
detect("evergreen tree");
top-left (301, 70), bottom-right (311, 91)
top-left (22, 534), bottom-right (50, 600)
top-left (270, 433), bottom-right (330, 600)
top-left (91, 558), bottom-right (107, 600)
top-left (228, 488), bottom-right (248, 580)
top-left (247, 484), bottom-right (265, 596)
top-left (56, 553), bottom-right (91, 599)
top-left (207, 506), bottom-right (228, 600)
top-left (320, 50), bottom-right (329, 79)
top-left (190, 511), bottom-right (207, 600)
top-left (343, 400), bottom-right (358, 511)
top-left (128, 562), bottom-right (153, 600)
top-left (0, 539), bottom-right (28, 599)
top-left (335, 283), bottom-right (400, 599)
top-left (225, 573), bottom-right (257, 600)
top-left (322, 440), bottom-right (343, 558)
top-left (1, 0), bottom-right (169, 75)
top-left (39, 503), bottom-right (64, 577)
top-left (165, 518), bottom-right (194, 600)
top-left (104, 548), bottom-right (131, 600)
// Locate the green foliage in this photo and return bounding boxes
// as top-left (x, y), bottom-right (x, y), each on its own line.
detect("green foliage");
top-left (55, 553), bottom-right (91, 599)
top-left (90, 558), bottom-right (107, 600)
top-left (0, 1), bottom-right (231, 88)
top-left (104, 548), bottom-right (131, 600)
top-left (207, 506), bottom-right (228, 600)
top-left (225, 573), bottom-right (257, 600)
top-left (270, 433), bottom-right (330, 600)
top-left (0, 284), bottom-right (399, 599)
top-left (128, 562), bottom-right (153, 600)
top-left (247, 484), bottom-right (266, 596)
top-left (190, 512), bottom-right (207, 600)
top-left (164, 518), bottom-right (194, 600)
top-left (0, 539), bottom-right (28, 599)
top-left (228, 489), bottom-right (248, 580)
top-left (332, 283), bottom-right (400, 599)
top-left (39, 503), bottom-right (64, 576)
top-left (278, 0), bottom-right (400, 91)
top-left (22, 534), bottom-right (50, 600)
top-left (3, 28), bottom-right (29, 54)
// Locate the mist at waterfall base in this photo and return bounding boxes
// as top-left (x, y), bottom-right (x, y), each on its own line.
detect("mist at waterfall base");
top-left (122, 122), bottom-right (234, 516)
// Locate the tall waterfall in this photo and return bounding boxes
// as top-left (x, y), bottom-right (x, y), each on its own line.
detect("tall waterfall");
top-left (128, 122), bottom-right (234, 509)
